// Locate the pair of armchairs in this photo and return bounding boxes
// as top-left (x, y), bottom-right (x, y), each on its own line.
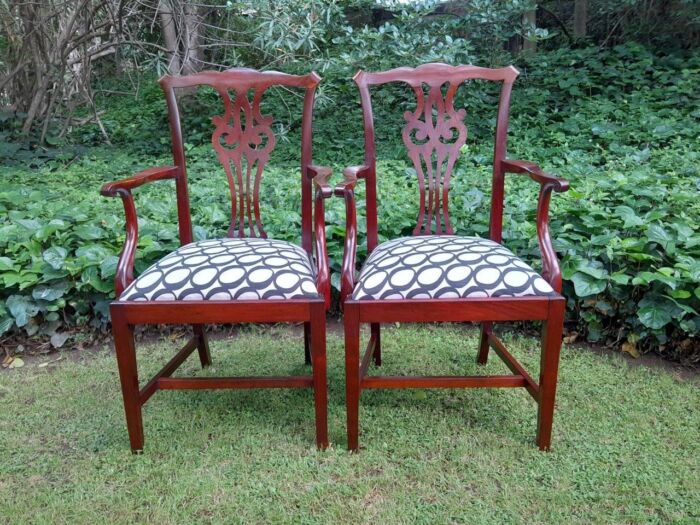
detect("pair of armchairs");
top-left (101, 64), bottom-right (569, 453)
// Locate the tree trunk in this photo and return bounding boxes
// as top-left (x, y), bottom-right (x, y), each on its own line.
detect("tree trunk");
top-left (159, 0), bottom-right (180, 75)
top-left (523, 9), bottom-right (537, 53)
top-left (182, 2), bottom-right (202, 75)
top-left (574, 0), bottom-right (587, 38)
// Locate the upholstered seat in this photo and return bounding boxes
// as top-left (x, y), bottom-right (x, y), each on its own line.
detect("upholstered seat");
top-left (120, 238), bottom-right (318, 301)
top-left (352, 236), bottom-right (555, 300)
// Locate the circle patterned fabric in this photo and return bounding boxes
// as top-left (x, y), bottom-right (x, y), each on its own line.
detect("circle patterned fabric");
top-left (351, 235), bottom-right (555, 300)
top-left (119, 238), bottom-right (319, 302)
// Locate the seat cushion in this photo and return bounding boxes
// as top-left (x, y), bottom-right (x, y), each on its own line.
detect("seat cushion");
top-left (120, 238), bottom-right (318, 301)
top-left (352, 235), bottom-right (555, 300)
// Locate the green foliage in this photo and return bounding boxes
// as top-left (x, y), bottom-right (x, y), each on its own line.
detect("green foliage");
top-left (1, 43), bottom-right (698, 361)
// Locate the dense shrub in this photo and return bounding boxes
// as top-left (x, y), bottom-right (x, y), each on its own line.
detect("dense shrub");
top-left (1, 43), bottom-right (698, 362)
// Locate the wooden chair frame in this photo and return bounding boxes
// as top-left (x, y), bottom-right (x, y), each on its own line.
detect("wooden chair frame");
top-left (335, 63), bottom-right (570, 451)
top-left (101, 69), bottom-right (331, 452)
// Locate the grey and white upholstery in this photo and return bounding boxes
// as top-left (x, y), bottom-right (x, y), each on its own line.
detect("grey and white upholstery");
top-left (120, 238), bottom-right (318, 301)
top-left (352, 236), bottom-right (555, 300)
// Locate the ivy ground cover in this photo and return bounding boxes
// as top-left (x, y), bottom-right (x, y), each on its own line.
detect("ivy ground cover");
top-left (0, 44), bottom-right (698, 361)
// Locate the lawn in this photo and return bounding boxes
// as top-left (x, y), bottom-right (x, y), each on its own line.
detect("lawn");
top-left (0, 324), bottom-right (698, 524)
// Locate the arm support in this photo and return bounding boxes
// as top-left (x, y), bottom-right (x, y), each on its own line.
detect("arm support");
top-left (503, 160), bottom-right (570, 293)
top-left (100, 166), bottom-right (179, 297)
top-left (308, 165), bottom-right (333, 309)
top-left (334, 167), bottom-right (361, 306)
top-left (100, 165), bottom-right (179, 196)
top-left (502, 160), bottom-right (569, 192)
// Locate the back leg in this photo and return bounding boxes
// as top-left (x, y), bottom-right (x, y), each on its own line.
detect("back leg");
top-left (371, 323), bottom-right (381, 366)
top-left (193, 324), bottom-right (211, 368)
top-left (477, 322), bottom-right (492, 364)
top-left (304, 322), bottom-right (312, 365)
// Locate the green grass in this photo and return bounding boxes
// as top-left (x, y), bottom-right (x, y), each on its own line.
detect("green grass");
top-left (1, 324), bottom-right (698, 524)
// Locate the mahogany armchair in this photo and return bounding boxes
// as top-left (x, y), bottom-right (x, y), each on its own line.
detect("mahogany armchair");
top-left (101, 69), bottom-right (331, 451)
top-left (335, 63), bottom-right (570, 451)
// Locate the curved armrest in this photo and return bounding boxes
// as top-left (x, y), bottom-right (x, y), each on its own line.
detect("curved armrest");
top-left (100, 166), bottom-right (179, 297)
top-left (342, 165), bottom-right (370, 181)
top-left (308, 165), bottom-right (333, 308)
top-left (334, 168), bottom-right (360, 306)
top-left (308, 165), bottom-right (333, 198)
top-left (100, 166), bottom-right (179, 196)
top-left (503, 159), bottom-right (569, 293)
top-left (502, 160), bottom-right (569, 192)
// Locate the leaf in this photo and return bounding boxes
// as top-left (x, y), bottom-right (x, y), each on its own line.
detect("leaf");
top-left (0, 316), bottom-right (13, 336)
top-left (646, 224), bottom-right (674, 250)
top-left (632, 271), bottom-right (677, 290)
top-left (75, 244), bottom-right (110, 264)
top-left (6, 295), bottom-right (39, 327)
top-left (8, 356), bottom-right (24, 368)
top-left (637, 305), bottom-right (672, 330)
top-left (610, 273), bottom-right (630, 285)
top-left (0, 256), bottom-right (15, 271)
top-left (669, 290), bottom-right (691, 299)
top-left (100, 256), bottom-right (119, 279)
top-left (42, 246), bottom-right (68, 270)
top-left (73, 224), bottom-right (104, 240)
top-left (570, 272), bottom-right (606, 297)
top-left (32, 282), bottom-right (68, 301)
top-left (50, 332), bottom-right (70, 348)
top-left (621, 341), bottom-right (640, 358)
top-left (614, 205), bottom-right (643, 228)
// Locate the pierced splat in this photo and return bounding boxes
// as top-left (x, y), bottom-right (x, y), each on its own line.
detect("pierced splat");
top-left (402, 81), bottom-right (467, 235)
top-left (211, 87), bottom-right (276, 238)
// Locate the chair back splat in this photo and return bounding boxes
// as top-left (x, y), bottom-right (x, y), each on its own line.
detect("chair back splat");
top-left (160, 69), bottom-right (321, 252)
top-left (354, 63), bottom-right (519, 248)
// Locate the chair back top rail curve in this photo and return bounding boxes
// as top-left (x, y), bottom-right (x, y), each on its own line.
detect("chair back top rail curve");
top-left (353, 62), bottom-right (519, 250)
top-left (159, 68), bottom-right (322, 253)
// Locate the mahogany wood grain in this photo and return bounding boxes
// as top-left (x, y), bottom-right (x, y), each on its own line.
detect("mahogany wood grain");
top-left (344, 304), bottom-right (361, 451)
top-left (359, 333), bottom-right (376, 380)
top-left (100, 166), bottom-right (179, 196)
top-left (339, 63), bottom-right (569, 451)
top-left (361, 375), bottom-right (527, 389)
top-left (353, 297), bottom-right (551, 323)
top-left (113, 300), bottom-right (316, 324)
top-left (487, 332), bottom-right (539, 400)
top-left (537, 298), bottom-right (566, 450)
top-left (140, 336), bottom-right (199, 404)
top-left (157, 376), bottom-right (314, 389)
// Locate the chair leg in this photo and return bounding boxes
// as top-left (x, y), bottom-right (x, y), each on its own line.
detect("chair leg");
top-left (477, 322), bottom-right (491, 364)
top-left (371, 323), bottom-right (381, 366)
top-left (304, 322), bottom-right (312, 365)
top-left (310, 305), bottom-right (328, 449)
top-left (111, 309), bottom-right (144, 453)
top-left (193, 324), bottom-right (211, 368)
top-left (344, 305), bottom-right (361, 451)
top-left (536, 300), bottom-right (565, 451)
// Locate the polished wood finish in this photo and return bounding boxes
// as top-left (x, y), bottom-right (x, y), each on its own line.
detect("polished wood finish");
top-left (338, 63), bottom-right (570, 451)
top-left (102, 68), bottom-right (329, 451)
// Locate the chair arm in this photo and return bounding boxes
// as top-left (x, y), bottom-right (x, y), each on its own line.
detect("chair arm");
top-left (100, 166), bottom-right (179, 298)
top-left (503, 159), bottom-right (568, 293)
top-left (100, 166), bottom-right (179, 196)
top-left (502, 160), bottom-right (569, 192)
top-left (308, 165), bottom-right (333, 198)
top-left (342, 165), bottom-right (370, 182)
top-left (334, 168), bottom-right (360, 306)
top-left (308, 165), bottom-right (333, 308)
